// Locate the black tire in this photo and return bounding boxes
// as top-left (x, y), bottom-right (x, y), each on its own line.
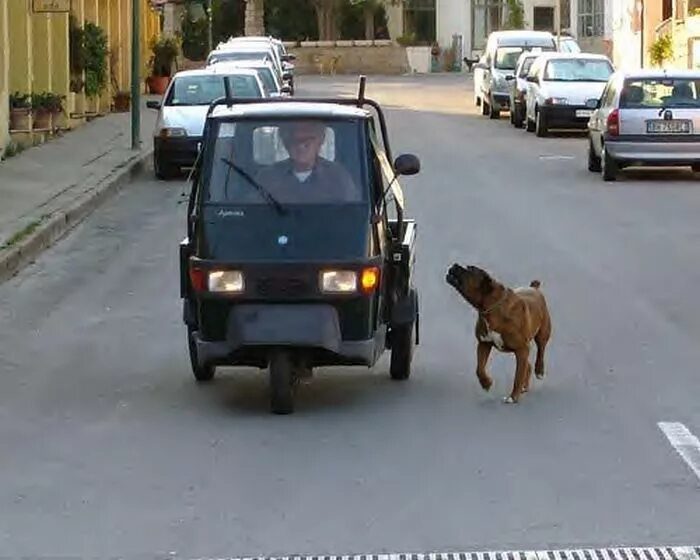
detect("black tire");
top-left (509, 104), bottom-right (515, 124)
top-left (488, 96), bottom-right (500, 119)
top-left (269, 351), bottom-right (294, 414)
top-left (601, 146), bottom-right (619, 182)
top-left (154, 150), bottom-right (178, 180)
top-left (513, 105), bottom-right (524, 128)
top-left (475, 96), bottom-right (481, 107)
top-left (389, 323), bottom-right (414, 381)
top-left (187, 327), bottom-right (215, 382)
top-left (481, 98), bottom-right (489, 116)
top-left (535, 109), bottom-right (548, 137)
top-left (587, 137), bottom-right (602, 172)
top-left (692, 163), bottom-right (700, 173)
top-left (526, 114), bottom-right (535, 132)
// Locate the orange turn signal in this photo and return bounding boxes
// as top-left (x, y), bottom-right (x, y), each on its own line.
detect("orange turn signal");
top-left (360, 267), bottom-right (380, 293)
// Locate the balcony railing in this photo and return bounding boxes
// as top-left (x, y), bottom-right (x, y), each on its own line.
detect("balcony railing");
top-left (655, 17), bottom-right (673, 37)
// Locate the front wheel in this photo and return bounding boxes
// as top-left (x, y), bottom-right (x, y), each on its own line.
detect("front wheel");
top-left (187, 327), bottom-right (215, 382)
top-left (587, 137), bottom-right (602, 172)
top-left (535, 109), bottom-right (548, 137)
top-left (269, 351), bottom-right (295, 414)
top-left (389, 323), bottom-right (415, 381)
top-left (489, 96), bottom-right (500, 119)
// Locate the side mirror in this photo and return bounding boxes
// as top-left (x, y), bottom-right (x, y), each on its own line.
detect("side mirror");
top-left (282, 53), bottom-right (296, 62)
top-left (146, 100), bottom-right (161, 110)
top-left (394, 153), bottom-right (420, 176)
top-left (585, 98), bottom-right (601, 109)
top-left (282, 71), bottom-right (293, 81)
top-left (505, 75), bottom-right (515, 81)
top-left (280, 85), bottom-right (292, 95)
top-left (526, 75), bottom-right (538, 83)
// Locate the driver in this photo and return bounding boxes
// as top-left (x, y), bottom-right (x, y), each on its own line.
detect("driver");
top-left (255, 120), bottom-right (358, 202)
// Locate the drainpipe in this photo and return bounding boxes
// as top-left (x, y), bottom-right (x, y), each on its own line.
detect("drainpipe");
top-left (131, 0), bottom-right (140, 151)
top-left (639, 0), bottom-right (645, 67)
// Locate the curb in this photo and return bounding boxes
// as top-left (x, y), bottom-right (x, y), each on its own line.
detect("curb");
top-left (0, 149), bottom-right (153, 285)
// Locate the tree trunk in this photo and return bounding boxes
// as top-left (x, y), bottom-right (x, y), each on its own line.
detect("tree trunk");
top-left (364, 5), bottom-right (375, 40)
top-left (244, 0), bottom-right (265, 36)
top-left (314, 0), bottom-right (339, 41)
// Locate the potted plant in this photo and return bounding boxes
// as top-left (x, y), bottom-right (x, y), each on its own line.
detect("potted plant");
top-left (113, 90), bottom-right (132, 112)
top-left (147, 36), bottom-right (180, 95)
top-left (31, 92), bottom-right (64, 130)
top-left (110, 47), bottom-right (131, 112)
top-left (9, 92), bottom-right (32, 131)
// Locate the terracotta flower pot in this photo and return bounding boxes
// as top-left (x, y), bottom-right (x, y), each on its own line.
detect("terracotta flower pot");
top-left (9, 107), bottom-right (31, 131)
top-left (33, 108), bottom-right (52, 130)
top-left (147, 75), bottom-right (170, 95)
top-left (113, 94), bottom-right (131, 112)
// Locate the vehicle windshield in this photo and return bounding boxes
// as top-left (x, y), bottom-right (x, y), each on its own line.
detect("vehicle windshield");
top-left (203, 118), bottom-right (367, 205)
top-left (559, 38), bottom-right (581, 53)
top-left (495, 45), bottom-right (554, 70)
top-left (518, 57), bottom-right (537, 78)
top-left (619, 78), bottom-right (700, 109)
top-left (544, 58), bottom-right (613, 82)
top-left (165, 75), bottom-right (262, 106)
top-left (256, 67), bottom-right (277, 94)
top-left (207, 50), bottom-right (271, 65)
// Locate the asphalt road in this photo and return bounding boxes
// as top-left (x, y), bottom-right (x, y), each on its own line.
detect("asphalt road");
top-left (1, 74), bottom-right (699, 558)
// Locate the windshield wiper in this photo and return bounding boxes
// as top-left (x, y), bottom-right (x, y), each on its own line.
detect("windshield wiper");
top-left (220, 157), bottom-right (287, 215)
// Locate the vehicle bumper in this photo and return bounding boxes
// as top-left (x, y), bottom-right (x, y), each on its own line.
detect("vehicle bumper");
top-left (490, 92), bottom-right (510, 110)
top-left (192, 303), bottom-right (386, 368)
top-left (154, 136), bottom-right (201, 167)
top-left (540, 105), bottom-right (593, 128)
top-left (605, 135), bottom-right (700, 163)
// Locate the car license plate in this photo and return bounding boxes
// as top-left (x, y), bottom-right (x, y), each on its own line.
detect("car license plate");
top-left (576, 109), bottom-right (593, 118)
top-left (646, 119), bottom-right (692, 134)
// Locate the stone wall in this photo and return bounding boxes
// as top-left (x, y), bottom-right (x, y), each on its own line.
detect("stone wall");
top-left (288, 41), bottom-right (409, 75)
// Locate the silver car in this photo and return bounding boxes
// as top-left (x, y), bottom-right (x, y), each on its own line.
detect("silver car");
top-left (587, 69), bottom-right (700, 181)
top-left (147, 67), bottom-right (265, 179)
top-left (507, 50), bottom-right (541, 128)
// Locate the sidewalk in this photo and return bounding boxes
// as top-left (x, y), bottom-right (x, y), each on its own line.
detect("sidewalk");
top-left (0, 98), bottom-right (158, 283)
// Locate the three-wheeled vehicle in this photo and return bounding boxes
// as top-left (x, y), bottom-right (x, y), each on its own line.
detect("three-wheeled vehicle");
top-left (180, 76), bottom-right (421, 414)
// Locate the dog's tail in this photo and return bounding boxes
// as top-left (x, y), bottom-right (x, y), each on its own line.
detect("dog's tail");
top-left (530, 280), bottom-right (541, 289)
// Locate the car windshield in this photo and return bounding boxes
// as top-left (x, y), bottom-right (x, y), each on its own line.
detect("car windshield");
top-left (519, 57), bottom-right (537, 77)
top-left (619, 78), bottom-right (700, 109)
top-left (165, 75), bottom-right (261, 106)
top-left (495, 47), bottom-right (525, 70)
top-left (207, 50), bottom-right (271, 65)
top-left (559, 38), bottom-right (581, 53)
top-left (256, 67), bottom-right (277, 94)
top-left (544, 58), bottom-right (612, 82)
top-left (203, 118), bottom-right (367, 205)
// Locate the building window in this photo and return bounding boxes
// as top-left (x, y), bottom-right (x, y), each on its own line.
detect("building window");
top-left (533, 7), bottom-right (555, 31)
top-left (577, 0), bottom-right (604, 37)
top-left (403, 0), bottom-right (436, 44)
top-left (472, 0), bottom-right (503, 51)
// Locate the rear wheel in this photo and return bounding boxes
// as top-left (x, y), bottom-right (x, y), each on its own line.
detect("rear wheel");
top-left (489, 96), bottom-right (500, 119)
top-left (692, 163), bottom-right (700, 173)
top-left (269, 351), bottom-right (295, 414)
top-left (513, 104), bottom-right (524, 128)
top-left (187, 327), bottom-right (215, 382)
top-left (389, 323), bottom-right (415, 381)
top-left (154, 150), bottom-right (178, 180)
top-left (601, 146), bottom-right (619, 182)
top-left (587, 137), bottom-right (602, 172)
top-left (535, 109), bottom-right (548, 137)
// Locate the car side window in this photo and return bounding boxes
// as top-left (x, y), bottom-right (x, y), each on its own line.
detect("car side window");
top-left (602, 82), bottom-right (617, 107)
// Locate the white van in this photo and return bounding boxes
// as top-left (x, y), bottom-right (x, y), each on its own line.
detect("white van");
top-left (475, 30), bottom-right (557, 119)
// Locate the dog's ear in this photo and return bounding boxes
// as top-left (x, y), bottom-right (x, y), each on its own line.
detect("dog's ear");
top-left (479, 273), bottom-right (494, 296)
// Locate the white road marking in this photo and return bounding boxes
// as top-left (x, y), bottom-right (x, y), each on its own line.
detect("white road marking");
top-left (658, 422), bottom-right (700, 481)
top-left (192, 547), bottom-right (700, 560)
top-left (538, 155), bottom-right (575, 160)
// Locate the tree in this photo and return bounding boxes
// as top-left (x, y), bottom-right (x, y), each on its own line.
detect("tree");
top-left (265, 0), bottom-right (317, 41)
top-left (504, 0), bottom-right (525, 30)
top-left (244, 0), bottom-right (265, 36)
top-left (349, 0), bottom-right (380, 40)
top-left (312, 0), bottom-right (342, 40)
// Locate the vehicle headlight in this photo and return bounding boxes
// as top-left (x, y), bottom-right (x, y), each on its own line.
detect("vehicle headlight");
top-left (320, 270), bottom-right (357, 293)
top-left (159, 127), bottom-right (187, 138)
top-left (545, 97), bottom-right (568, 105)
top-left (208, 270), bottom-right (245, 293)
top-left (320, 268), bottom-right (379, 294)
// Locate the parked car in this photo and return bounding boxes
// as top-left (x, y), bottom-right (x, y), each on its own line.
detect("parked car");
top-left (557, 35), bottom-right (581, 53)
top-left (147, 67), bottom-right (266, 179)
top-left (507, 50), bottom-right (542, 128)
top-left (223, 36), bottom-right (296, 92)
top-left (587, 69), bottom-right (700, 181)
top-left (213, 59), bottom-right (292, 97)
top-left (207, 43), bottom-right (285, 81)
top-left (524, 52), bottom-right (614, 136)
top-left (474, 30), bottom-right (558, 119)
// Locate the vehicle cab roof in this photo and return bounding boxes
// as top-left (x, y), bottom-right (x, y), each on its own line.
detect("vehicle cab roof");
top-left (533, 52), bottom-right (611, 61)
top-left (172, 67), bottom-right (262, 79)
top-left (209, 101), bottom-right (371, 121)
top-left (612, 68), bottom-right (700, 80)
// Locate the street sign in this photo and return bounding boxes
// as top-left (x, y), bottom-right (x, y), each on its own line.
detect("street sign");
top-left (32, 0), bottom-right (71, 13)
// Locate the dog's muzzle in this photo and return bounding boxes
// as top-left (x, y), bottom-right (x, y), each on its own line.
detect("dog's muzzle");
top-left (446, 264), bottom-right (464, 288)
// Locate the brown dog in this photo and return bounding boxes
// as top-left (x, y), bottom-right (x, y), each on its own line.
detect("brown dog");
top-left (446, 264), bottom-right (552, 403)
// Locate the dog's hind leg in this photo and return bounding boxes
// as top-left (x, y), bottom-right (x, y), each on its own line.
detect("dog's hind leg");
top-left (534, 315), bottom-right (552, 379)
top-left (476, 341), bottom-right (494, 391)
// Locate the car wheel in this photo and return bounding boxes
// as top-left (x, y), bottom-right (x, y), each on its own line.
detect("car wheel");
top-left (587, 137), bottom-right (602, 172)
top-left (481, 98), bottom-right (489, 116)
top-left (187, 327), bottom-right (216, 382)
top-left (513, 105), bottom-right (524, 128)
top-left (269, 351), bottom-right (295, 414)
top-left (526, 115), bottom-right (535, 132)
top-left (489, 96), bottom-right (500, 119)
top-left (389, 323), bottom-right (415, 381)
top-left (535, 109), bottom-right (548, 137)
top-left (692, 163), bottom-right (700, 173)
top-left (154, 150), bottom-right (178, 180)
top-left (509, 107), bottom-right (515, 124)
top-left (601, 146), bottom-right (619, 182)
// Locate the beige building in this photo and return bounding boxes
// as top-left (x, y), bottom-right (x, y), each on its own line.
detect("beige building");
top-left (1, 0), bottom-right (161, 157)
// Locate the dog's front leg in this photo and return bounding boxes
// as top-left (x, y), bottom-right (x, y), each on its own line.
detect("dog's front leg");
top-left (476, 341), bottom-right (493, 391)
top-left (505, 348), bottom-right (529, 404)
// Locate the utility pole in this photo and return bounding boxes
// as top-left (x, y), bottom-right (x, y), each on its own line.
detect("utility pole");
top-left (131, 0), bottom-right (141, 151)
top-left (639, 0), bottom-right (645, 67)
top-left (556, 0), bottom-right (562, 50)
